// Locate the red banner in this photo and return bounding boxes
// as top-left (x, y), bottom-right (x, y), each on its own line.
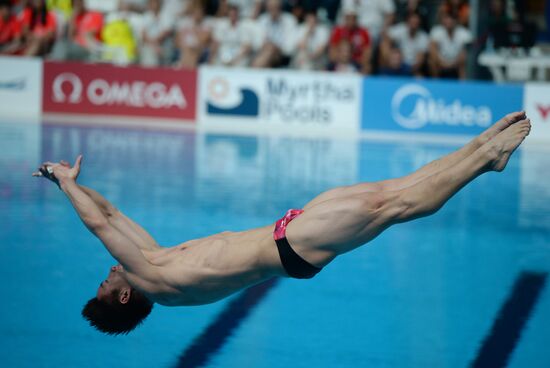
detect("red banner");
top-left (43, 61), bottom-right (197, 120)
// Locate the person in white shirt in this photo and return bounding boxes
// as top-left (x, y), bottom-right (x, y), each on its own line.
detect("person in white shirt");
top-left (209, 4), bottom-right (253, 66)
top-left (291, 10), bottom-right (330, 70)
top-left (381, 12), bottom-right (428, 76)
top-left (251, 0), bottom-right (297, 68)
top-left (139, 0), bottom-right (175, 66)
top-left (429, 10), bottom-right (472, 79)
top-left (175, 4), bottom-right (213, 68)
top-left (340, 0), bottom-right (395, 41)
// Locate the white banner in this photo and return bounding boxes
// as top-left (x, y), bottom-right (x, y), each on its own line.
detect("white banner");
top-left (524, 83), bottom-right (550, 143)
top-left (0, 56), bottom-right (42, 120)
top-left (198, 67), bottom-right (361, 133)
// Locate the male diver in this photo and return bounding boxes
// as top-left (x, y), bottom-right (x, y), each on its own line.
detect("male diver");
top-left (33, 111), bottom-right (531, 335)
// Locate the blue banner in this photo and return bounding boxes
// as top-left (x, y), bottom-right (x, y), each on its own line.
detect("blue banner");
top-left (362, 78), bottom-right (524, 135)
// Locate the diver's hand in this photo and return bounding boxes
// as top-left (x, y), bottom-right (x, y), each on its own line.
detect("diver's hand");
top-left (33, 155), bottom-right (83, 186)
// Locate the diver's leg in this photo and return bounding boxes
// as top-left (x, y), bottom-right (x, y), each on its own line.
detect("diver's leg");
top-left (303, 112), bottom-right (526, 210)
top-left (291, 120), bottom-right (531, 267)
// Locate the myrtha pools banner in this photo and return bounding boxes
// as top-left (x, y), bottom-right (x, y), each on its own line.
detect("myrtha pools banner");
top-left (199, 67), bottom-right (361, 133)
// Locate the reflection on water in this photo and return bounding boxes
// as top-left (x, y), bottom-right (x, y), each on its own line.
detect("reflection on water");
top-left (196, 133), bottom-right (358, 215)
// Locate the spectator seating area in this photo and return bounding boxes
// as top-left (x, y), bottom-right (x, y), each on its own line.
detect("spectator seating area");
top-left (0, 0), bottom-right (545, 80)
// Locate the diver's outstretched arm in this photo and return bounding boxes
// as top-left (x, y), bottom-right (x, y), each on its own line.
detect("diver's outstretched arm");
top-left (33, 157), bottom-right (156, 277)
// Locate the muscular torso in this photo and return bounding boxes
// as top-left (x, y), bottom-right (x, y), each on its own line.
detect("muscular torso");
top-left (131, 225), bottom-right (285, 306)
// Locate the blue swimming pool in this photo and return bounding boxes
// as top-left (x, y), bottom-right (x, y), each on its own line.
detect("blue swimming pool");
top-left (1, 120), bottom-right (549, 368)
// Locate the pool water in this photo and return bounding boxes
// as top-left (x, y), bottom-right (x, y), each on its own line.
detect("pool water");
top-left (1, 120), bottom-right (549, 368)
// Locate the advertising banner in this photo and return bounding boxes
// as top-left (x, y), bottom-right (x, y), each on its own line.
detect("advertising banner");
top-left (523, 83), bottom-right (550, 142)
top-left (0, 56), bottom-right (42, 119)
top-left (362, 78), bottom-right (524, 136)
top-left (199, 67), bottom-right (361, 133)
top-left (43, 61), bottom-right (197, 120)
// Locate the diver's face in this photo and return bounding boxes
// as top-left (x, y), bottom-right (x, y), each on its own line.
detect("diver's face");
top-left (96, 265), bottom-right (129, 301)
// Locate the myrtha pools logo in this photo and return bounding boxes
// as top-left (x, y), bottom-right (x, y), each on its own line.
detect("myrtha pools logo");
top-left (391, 84), bottom-right (493, 130)
top-left (206, 77), bottom-right (259, 117)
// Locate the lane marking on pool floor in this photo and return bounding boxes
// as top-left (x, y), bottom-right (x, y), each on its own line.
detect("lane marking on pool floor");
top-left (470, 271), bottom-right (548, 368)
top-left (174, 278), bottom-right (279, 368)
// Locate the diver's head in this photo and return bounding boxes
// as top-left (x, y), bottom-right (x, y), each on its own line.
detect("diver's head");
top-left (82, 265), bottom-right (153, 335)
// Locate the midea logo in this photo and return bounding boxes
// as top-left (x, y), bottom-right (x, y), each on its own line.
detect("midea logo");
top-left (391, 84), bottom-right (492, 130)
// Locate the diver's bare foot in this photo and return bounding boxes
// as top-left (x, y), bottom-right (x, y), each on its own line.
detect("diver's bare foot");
top-left (485, 119), bottom-right (531, 172)
top-left (477, 111), bottom-right (526, 146)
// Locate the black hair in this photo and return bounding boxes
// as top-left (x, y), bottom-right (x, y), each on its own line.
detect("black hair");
top-left (0, 0), bottom-right (11, 8)
top-left (82, 290), bottom-right (153, 335)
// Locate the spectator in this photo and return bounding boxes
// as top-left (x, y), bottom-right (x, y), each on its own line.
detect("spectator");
top-left (394, 0), bottom-right (430, 30)
top-left (379, 44), bottom-right (411, 76)
top-left (329, 6), bottom-right (371, 74)
top-left (209, 4), bottom-right (252, 66)
top-left (100, 17), bottom-right (138, 63)
top-left (51, 0), bottom-right (103, 61)
top-left (438, 0), bottom-right (469, 27)
top-left (291, 10), bottom-right (329, 70)
top-left (251, 0), bottom-right (296, 68)
top-left (380, 12), bottom-right (428, 76)
top-left (175, 4), bottom-right (212, 68)
top-left (490, 1), bottom-right (537, 50)
top-left (429, 10), bottom-right (472, 79)
top-left (0, 0), bottom-right (23, 54)
top-left (140, 0), bottom-right (175, 66)
top-left (327, 40), bottom-right (359, 73)
top-left (19, 0), bottom-right (57, 56)
top-left (340, 0), bottom-right (395, 42)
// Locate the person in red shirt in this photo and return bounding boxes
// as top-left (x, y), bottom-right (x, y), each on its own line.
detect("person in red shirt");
top-left (51, 0), bottom-right (103, 60)
top-left (329, 7), bottom-right (372, 74)
top-left (70, 0), bottom-right (102, 47)
top-left (0, 0), bottom-right (23, 54)
top-left (19, 0), bottom-right (57, 56)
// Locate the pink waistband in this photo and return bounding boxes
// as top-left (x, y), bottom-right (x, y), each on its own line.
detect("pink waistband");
top-left (273, 209), bottom-right (304, 241)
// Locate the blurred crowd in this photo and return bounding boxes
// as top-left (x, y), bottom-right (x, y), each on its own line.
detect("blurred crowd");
top-left (0, 0), bottom-right (540, 79)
